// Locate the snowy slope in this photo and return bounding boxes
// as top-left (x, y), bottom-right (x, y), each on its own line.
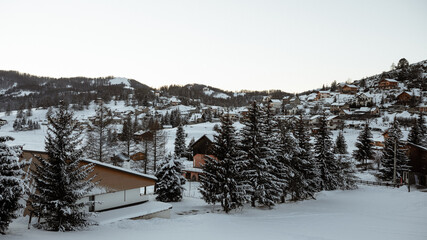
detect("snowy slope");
top-left (5, 185), bottom-right (427, 240)
top-left (108, 77), bottom-right (133, 89)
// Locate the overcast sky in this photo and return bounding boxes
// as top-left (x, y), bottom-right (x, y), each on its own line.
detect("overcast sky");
top-left (1, 0), bottom-right (426, 93)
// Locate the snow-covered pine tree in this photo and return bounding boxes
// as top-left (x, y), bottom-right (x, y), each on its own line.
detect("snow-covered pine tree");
top-left (155, 155), bottom-right (186, 202)
top-left (174, 125), bottom-right (186, 158)
top-left (120, 114), bottom-right (134, 157)
top-left (293, 115), bottom-right (320, 200)
top-left (277, 123), bottom-right (298, 202)
top-left (417, 113), bottom-right (427, 147)
top-left (334, 131), bottom-right (348, 154)
top-left (408, 118), bottom-right (421, 145)
top-left (85, 101), bottom-right (113, 162)
top-left (0, 136), bottom-right (27, 235)
top-left (30, 102), bottom-right (95, 231)
top-left (336, 154), bottom-right (358, 190)
top-left (261, 103), bottom-right (284, 203)
top-left (314, 113), bottom-right (341, 191)
top-left (199, 155), bottom-right (221, 206)
top-left (380, 118), bottom-right (410, 182)
top-left (353, 121), bottom-right (373, 168)
top-left (199, 114), bottom-right (245, 213)
top-left (238, 101), bottom-right (280, 207)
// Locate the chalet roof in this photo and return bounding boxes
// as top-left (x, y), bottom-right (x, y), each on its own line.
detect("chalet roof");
top-left (343, 110), bottom-right (352, 115)
top-left (190, 134), bottom-right (214, 148)
top-left (83, 159), bottom-right (157, 181)
top-left (344, 84), bottom-right (358, 88)
top-left (331, 102), bottom-right (345, 106)
top-left (326, 115), bottom-right (338, 121)
top-left (397, 90), bottom-right (421, 97)
top-left (383, 78), bottom-right (398, 83)
top-left (21, 149), bottom-right (157, 181)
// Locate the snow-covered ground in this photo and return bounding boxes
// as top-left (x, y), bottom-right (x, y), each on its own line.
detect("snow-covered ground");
top-left (5, 185), bottom-right (427, 240)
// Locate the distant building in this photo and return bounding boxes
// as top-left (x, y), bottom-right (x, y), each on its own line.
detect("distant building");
top-left (353, 93), bottom-right (374, 107)
top-left (190, 135), bottom-right (214, 155)
top-left (396, 91), bottom-right (420, 105)
top-left (378, 79), bottom-right (398, 90)
top-left (406, 143), bottom-right (427, 186)
top-left (21, 150), bottom-right (157, 214)
top-left (316, 91), bottom-right (331, 100)
top-left (341, 84), bottom-right (359, 94)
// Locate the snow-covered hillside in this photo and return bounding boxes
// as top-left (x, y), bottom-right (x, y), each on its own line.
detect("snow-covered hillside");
top-left (5, 185), bottom-right (427, 240)
top-left (108, 77), bottom-right (133, 89)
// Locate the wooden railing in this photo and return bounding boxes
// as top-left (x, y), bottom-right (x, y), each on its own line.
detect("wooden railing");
top-left (355, 179), bottom-right (404, 188)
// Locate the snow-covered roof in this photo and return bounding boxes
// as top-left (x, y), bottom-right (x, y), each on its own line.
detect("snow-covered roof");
top-left (326, 115), bottom-right (338, 121)
top-left (83, 159), bottom-right (157, 181)
top-left (344, 84), bottom-right (358, 88)
top-left (182, 167), bottom-right (204, 173)
top-left (358, 107), bottom-right (371, 112)
top-left (384, 78), bottom-right (398, 83)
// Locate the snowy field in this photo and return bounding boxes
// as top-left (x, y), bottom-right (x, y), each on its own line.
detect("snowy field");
top-left (4, 184), bottom-right (427, 240)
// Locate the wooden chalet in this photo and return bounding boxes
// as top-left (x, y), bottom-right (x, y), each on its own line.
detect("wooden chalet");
top-left (378, 78), bottom-right (398, 90)
top-left (183, 135), bottom-right (215, 181)
top-left (397, 91), bottom-right (419, 105)
top-left (191, 135), bottom-right (214, 155)
top-left (419, 104), bottom-right (427, 113)
top-left (21, 150), bottom-right (157, 214)
top-left (406, 143), bottom-right (427, 186)
top-left (316, 91), bottom-right (331, 100)
top-left (341, 84), bottom-right (358, 94)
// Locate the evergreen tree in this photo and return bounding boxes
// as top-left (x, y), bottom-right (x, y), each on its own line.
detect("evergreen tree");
top-left (30, 102), bottom-right (95, 231)
top-left (155, 155), bottom-right (186, 202)
top-left (120, 114), bottom-right (134, 157)
top-left (174, 125), bottom-right (186, 158)
top-left (261, 103), bottom-right (285, 202)
top-left (334, 131), bottom-right (348, 154)
top-left (45, 107), bottom-right (53, 119)
top-left (408, 118), bottom-right (421, 145)
top-left (380, 119), bottom-right (410, 182)
top-left (0, 136), bottom-right (27, 235)
top-left (353, 121), bottom-right (373, 168)
top-left (277, 123), bottom-right (298, 202)
top-left (5, 103), bottom-right (11, 116)
top-left (314, 113), bottom-right (341, 191)
top-left (150, 120), bottom-right (167, 173)
top-left (85, 101), bottom-right (113, 162)
top-left (417, 112), bottom-right (427, 146)
top-left (199, 114), bottom-right (245, 213)
top-left (336, 154), bottom-right (358, 190)
top-left (238, 101), bottom-right (280, 207)
top-left (293, 115), bottom-right (319, 200)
